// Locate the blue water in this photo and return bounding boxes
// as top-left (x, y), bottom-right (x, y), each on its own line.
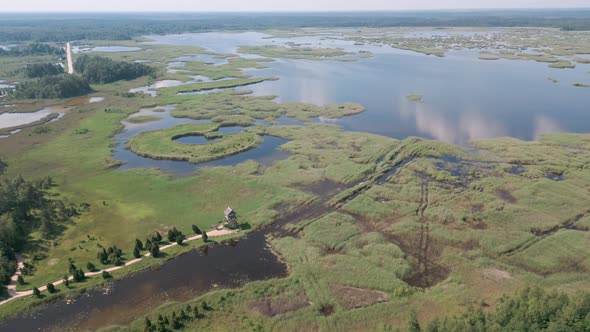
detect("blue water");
top-left (114, 107), bottom-right (289, 175)
top-left (146, 31), bottom-right (590, 145)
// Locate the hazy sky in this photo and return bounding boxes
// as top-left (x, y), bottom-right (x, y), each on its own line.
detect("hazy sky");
top-left (1, 0), bottom-right (589, 12)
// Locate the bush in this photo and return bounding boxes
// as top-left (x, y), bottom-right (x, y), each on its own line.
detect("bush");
top-left (32, 287), bottom-right (41, 297)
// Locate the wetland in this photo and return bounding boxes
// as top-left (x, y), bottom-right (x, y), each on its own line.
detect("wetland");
top-left (0, 23), bottom-right (589, 332)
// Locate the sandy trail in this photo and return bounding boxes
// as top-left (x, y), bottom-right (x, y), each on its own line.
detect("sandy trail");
top-left (0, 228), bottom-right (235, 306)
top-left (66, 42), bottom-right (74, 74)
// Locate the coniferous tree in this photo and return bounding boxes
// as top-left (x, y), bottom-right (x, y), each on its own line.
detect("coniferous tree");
top-left (46, 283), bottom-right (56, 294)
top-left (192, 224), bottom-right (201, 235)
top-left (150, 242), bottom-right (160, 258)
top-left (133, 246), bottom-right (141, 258)
top-left (86, 262), bottom-right (96, 272)
top-left (17, 275), bottom-right (24, 285)
top-left (176, 233), bottom-right (185, 245)
top-left (135, 238), bottom-right (143, 250)
top-left (202, 231), bottom-right (208, 243)
top-left (33, 287), bottom-right (41, 297)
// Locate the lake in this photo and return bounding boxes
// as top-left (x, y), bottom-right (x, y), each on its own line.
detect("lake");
top-left (1, 29), bottom-right (589, 331)
top-left (114, 106), bottom-right (290, 175)
top-left (149, 31), bottom-right (590, 144)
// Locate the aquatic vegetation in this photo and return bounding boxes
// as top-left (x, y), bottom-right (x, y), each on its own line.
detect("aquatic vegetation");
top-left (127, 123), bottom-right (263, 163)
top-left (125, 115), bottom-right (161, 123)
top-left (406, 94), bottom-right (423, 102)
top-left (237, 45), bottom-right (354, 61)
top-left (158, 77), bottom-right (274, 94)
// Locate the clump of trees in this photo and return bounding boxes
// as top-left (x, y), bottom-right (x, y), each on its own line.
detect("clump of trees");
top-left (145, 232), bottom-right (163, 258)
top-left (167, 227), bottom-right (185, 245)
top-left (0, 161), bottom-right (78, 287)
top-left (74, 55), bottom-right (152, 84)
top-left (67, 260), bottom-right (85, 282)
top-left (0, 43), bottom-right (62, 57)
top-left (13, 74), bottom-right (92, 99)
top-left (97, 245), bottom-right (124, 266)
top-left (144, 303), bottom-right (204, 331)
top-left (411, 287), bottom-right (590, 332)
top-left (23, 63), bottom-right (64, 78)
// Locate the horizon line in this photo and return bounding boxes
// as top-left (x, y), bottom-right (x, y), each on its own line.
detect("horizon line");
top-left (2, 7), bottom-right (590, 14)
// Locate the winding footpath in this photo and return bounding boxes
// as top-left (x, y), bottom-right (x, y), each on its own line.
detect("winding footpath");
top-left (0, 229), bottom-right (235, 306)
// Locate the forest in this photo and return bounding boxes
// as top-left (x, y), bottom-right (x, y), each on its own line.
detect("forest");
top-left (412, 287), bottom-right (590, 332)
top-left (12, 75), bottom-right (92, 99)
top-left (0, 43), bottom-right (63, 57)
top-left (0, 160), bottom-right (77, 288)
top-left (74, 55), bottom-right (153, 84)
top-left (0, 10), bottom-right (589, 42)
top-left (22, 63), bottom-right (64, 78)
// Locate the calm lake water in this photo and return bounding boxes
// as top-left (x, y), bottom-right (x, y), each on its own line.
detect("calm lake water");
top-left (114, 106), bottom-right (290, 175)
top-left (149, 31), bottom-right (590, 144)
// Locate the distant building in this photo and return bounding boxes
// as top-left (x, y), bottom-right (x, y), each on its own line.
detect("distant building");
top-left (224, 207), bottom-right (238, 228)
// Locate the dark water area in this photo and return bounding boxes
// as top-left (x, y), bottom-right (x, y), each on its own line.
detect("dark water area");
top-left (0, 231), bottom-right (287, 332)
top-left (0, 179), bottom-right (342, 332)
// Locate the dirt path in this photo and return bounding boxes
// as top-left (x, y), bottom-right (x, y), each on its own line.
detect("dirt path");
top-left (0, 228), bottom-right (235, 306)
top-left (66, 42), bottom-right (74, 74)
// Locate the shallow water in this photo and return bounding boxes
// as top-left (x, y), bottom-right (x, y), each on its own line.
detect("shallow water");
top-left (88, 97), bottom-right (105, 103)
top-left (91, 46), bottom-right (142, 52)
top-left (115, 106), bottom-right (290, 175)
top-left (150, 31), bottom-right (590, 145)
top-left (0, 109), bottom-right (53, 130)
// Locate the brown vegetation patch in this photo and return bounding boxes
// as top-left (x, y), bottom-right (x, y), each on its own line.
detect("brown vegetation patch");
top-left (496, 189), bottom-right (517, 204)
top-left (250, 292), bottom-right (309, 317)
top-left (331, 285), bottom-right (388, 309)
top-left (390, 226), bottom-right (450, 288)
top-left (481, 268), bottom-right (512, 282)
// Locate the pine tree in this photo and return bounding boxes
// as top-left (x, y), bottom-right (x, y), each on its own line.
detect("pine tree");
top-left (155, 232), bottom-right (162, 243)
top-left (17, 275), bottom-right (25, 285)
top-left (134, 246), bottom-right (141, 258)
top-left (144, 317), bottom-right (153, 332)
top-left (150, 242), bottom-right (160, 258)
top-left (135, 238), bottom-right (144, 250)
top-left (176, 233), bottom-right (185, 245)
top-left (33, 287), bottom-right (41, 297)
top-left (192, 224), bottom-right (201, 235)
top-left (202, 231), bottom-right (208, 243)
top-left (87, 262), bottom-right (96, 272)
top-left (63, 274), bottom-right (70, 288)
top-left (193, 305), bottom-right (199, 318)
top-left (46, 283), bottom-right (56, 294)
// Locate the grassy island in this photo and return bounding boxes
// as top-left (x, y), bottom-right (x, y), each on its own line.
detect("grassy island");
top-left (406, 94), bottom-right (423, 102)
top-left (237, 45), bottom-right (355, 61)
top-left (126, 123), bottom-right (263, 163)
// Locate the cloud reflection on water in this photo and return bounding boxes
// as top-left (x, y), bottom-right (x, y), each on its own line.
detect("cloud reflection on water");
top-left (399, 98), bottom-right (507, 145)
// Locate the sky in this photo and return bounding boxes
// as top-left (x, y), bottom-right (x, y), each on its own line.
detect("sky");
top-left (1, 0), bottom-right (589, 12)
